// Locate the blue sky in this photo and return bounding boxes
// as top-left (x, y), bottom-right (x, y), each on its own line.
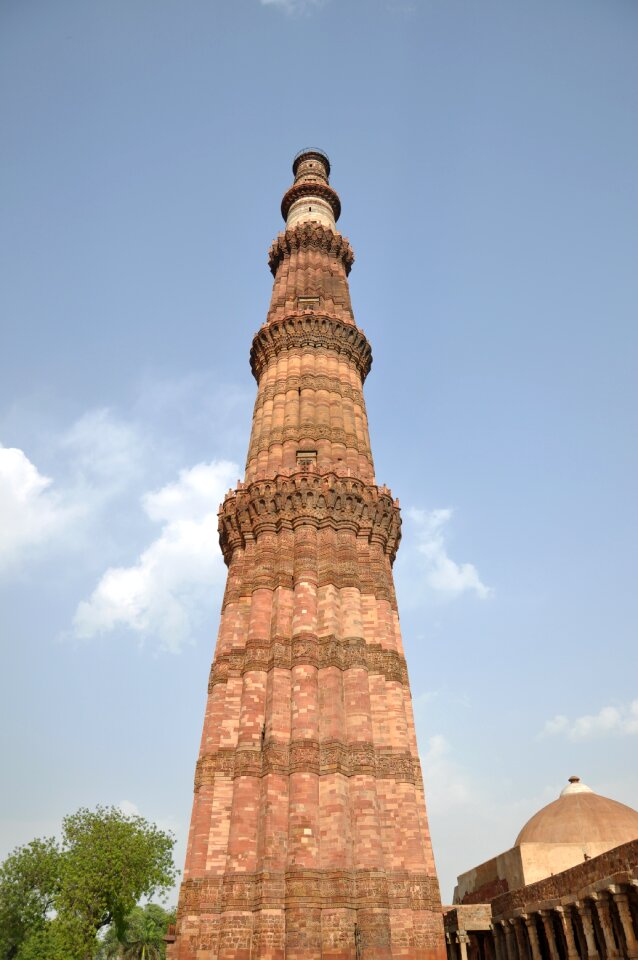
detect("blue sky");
top-left (1, 0), bottom-right (637, 901)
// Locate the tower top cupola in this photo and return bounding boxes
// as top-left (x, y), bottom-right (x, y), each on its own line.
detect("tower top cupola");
top-left (292, 147), bottom-right (331, 181)
top-left (281, 147), bottom-right (341, 230)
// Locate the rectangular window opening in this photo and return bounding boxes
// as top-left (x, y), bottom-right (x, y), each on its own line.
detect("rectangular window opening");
top-left (296, 449), bottom-right (317, 467)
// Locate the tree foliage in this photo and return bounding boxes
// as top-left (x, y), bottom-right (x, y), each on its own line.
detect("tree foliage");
top-left (0, 807), bottom-right (176, 960)
top-left (0, 838), bottom-right (61, 959)
top-left (95, 903), bottom-right (176, 960)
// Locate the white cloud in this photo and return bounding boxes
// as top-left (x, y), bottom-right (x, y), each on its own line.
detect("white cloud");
top-left (0, 445), bottom-right (81, 572)
top-left (421, 734), bottom-right (473, 813)
top-left (413, 689), bottom-right (439, 713)
top-left (61, 408), bottom-right (146, 491)
top-left (260, 0), bottom-right (325, 12)
top-left (0, 409), bottom-right (150, 576)
top-left (542, 714), bottom-right (569, 736)
top-left (73, 460), bottom-right (239, 653)
top-left (118, 799), bottom-right (141, 817)
top-left (542, 701), bottom-right (638, 740)
top-left (407, 507), bottom-right (492, 600)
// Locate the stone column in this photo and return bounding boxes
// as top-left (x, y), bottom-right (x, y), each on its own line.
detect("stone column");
top-left (456, 931), bottom-right (470, 960)
top-left (540, 910), bottom-right (561, 960)
top-left (491, 923), bottom-right (507, 960)
top-left (523, 914), bottom-right (542, 960)
top-left (503, 920), bottom-right (519, 960)
top-left (610, 888), bottom-right (638, 960)
top-left (576, 901), bottom-right (600, 960)
top-left (556, 906), bottom-right (580, 960)
top-left (591, 893), bottom-right (620, 960)
top-left (513, 918), bottom-right (529, 960)
top-left (483, 931), bottom-right (495, 960)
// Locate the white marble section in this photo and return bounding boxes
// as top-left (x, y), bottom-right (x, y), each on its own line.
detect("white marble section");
top-left (286, 195), bottom-right (336, 231)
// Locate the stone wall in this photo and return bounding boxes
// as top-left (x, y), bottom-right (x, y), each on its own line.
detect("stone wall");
top-left (491, 838), bottom-right (638, 916)
top-left (454, 848), bottom-right (523, 905)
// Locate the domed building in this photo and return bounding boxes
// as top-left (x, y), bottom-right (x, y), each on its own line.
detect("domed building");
top-left (443, 778), bottom-right (638, 960)
top-left (516, 776), bottom-right (638, 845)
top-left (454, 777), bottom-right (638, 903)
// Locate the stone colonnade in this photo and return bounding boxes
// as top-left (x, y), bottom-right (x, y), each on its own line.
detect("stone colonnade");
top-left (490, 882), bottom-right (638, 960)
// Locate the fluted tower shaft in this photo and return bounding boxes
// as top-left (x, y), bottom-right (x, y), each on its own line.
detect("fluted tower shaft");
top-left (169, 150), bottom-right (446, 960)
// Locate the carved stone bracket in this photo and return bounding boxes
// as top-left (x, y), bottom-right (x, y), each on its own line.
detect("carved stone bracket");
top-left (250, 314), bottom-right (372, 383)
top-left (268, 222), bottom-right (354, 275)
top-left (194, 741), bottom-right (422, 786)
top-left (218, 472), bottom-right (401, 564)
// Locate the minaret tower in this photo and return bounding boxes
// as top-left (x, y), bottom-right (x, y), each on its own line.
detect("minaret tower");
top-left (169, 150), bottom-right (446, 960)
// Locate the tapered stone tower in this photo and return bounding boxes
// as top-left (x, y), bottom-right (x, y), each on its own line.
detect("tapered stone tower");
top-left (169, 151), bottom-right (446, 960)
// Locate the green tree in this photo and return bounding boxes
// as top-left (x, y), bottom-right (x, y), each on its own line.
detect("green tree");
top-left (95, 904), bottom-right (176, 960)
top-left (0, 838), bottom-right (61, 959)
top-left (0, 807), bottom-right (176, 960)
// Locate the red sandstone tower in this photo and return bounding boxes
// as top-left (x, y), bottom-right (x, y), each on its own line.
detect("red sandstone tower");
top-left (169, 150), bottom-right (446, 960)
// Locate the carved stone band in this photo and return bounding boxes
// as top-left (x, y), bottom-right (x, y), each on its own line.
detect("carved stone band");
top-left (208, 637), bottom-right (409, 689)
top-left (248, 423), bottom-right (372, 460)
top-left (250, 314), bottom-right (372, 383)
top-left (221, 562), bottom-right (396, 604)
top-left (254, 373), bottom-right (365, 409)
top-left (194, 741), bottom-right (422, 785)
top-left (179, 869), bottom-right (441, 914)
top-left (218, 471), bottom-right (401, 564)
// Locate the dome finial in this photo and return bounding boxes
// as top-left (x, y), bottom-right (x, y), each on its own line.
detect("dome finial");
top-left (561, 776), bottom-right (592, 796)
